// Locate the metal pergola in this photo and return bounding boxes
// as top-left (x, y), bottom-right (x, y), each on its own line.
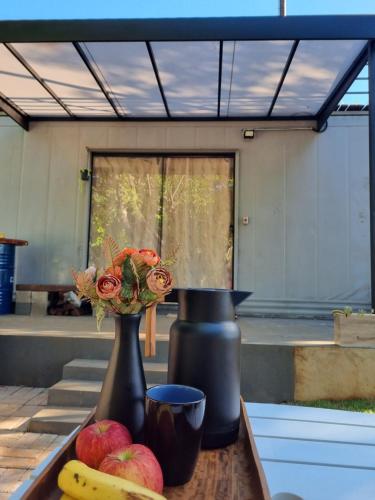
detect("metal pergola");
top-left (0, 15), bottom-right (374, 308)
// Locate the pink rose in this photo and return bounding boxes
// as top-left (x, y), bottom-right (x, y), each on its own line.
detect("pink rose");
top-left (96, 274), bottom-right (121, 300)
top-left (146, 267), bottom-right (173, 295)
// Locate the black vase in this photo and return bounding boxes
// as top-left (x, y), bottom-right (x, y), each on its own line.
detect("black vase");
top-left (95, 313), bottom-right (146, 443)
top-left (168, 288), bottom-right (251, 449)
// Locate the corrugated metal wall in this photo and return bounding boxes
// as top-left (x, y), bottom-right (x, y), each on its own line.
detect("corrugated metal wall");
top-left (0, 115), bottom-right (370, 316)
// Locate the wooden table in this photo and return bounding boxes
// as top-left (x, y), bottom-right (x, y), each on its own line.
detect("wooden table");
top-left (246, 403), bottom-right (375, 500)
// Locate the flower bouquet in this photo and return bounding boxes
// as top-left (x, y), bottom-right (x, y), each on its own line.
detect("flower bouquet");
top-left (72, 237), bottom-right (174, 356)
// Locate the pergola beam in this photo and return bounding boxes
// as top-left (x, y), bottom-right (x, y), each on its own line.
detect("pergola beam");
top-left (268, 40), bottom-right (299, 117)
top-left (146, 42), bottom-right (171, 118)
top-left (0, 94), bottom-right (29, 130)
top-left (28, 115), bottom-right (317, 123)
top-left (315, 45), bottom-right (368, 131)
top-left (217, 41), bottom-right (223, 117)
top-left (369, 40), bottom-right (375, 310)
top-left (73, 42), bottom-right (122, 118)
top-left (0, 16), bottom-right (374, 43)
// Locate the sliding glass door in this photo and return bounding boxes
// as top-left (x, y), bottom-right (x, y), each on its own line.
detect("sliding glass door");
top-left (89, 154), bottom-right (234, 288)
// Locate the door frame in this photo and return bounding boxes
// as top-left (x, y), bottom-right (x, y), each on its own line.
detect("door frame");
top-left (86, 150), bottom-right (239, 289)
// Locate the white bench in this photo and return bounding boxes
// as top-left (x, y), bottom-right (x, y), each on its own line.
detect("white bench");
top-left (246, 402), bottom-right (375, 500)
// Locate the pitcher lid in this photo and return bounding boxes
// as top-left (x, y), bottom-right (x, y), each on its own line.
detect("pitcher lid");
top-left (171, 288), bottom-right (252, 322)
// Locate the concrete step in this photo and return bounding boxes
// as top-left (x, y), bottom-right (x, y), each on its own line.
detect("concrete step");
top-left (48, 378), bottom-right (156, 408)
top-left (63, 359), bottom-right (107, 381)
top-left (28, 407), bottom-right (92, 435)
top-left (63, 359), bottom-right (167, 384)
top-left (48, 379), bottom-right (103, 407)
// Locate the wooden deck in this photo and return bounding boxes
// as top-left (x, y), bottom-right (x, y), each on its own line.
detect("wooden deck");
top-left (0, 386), bottom-right (65, 498)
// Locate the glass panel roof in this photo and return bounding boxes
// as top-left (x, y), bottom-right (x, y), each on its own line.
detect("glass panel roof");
top-left (220, 40), bottom-right (294, 116)
top-left (151, 41), bottom-right (219, 116)
top-left (0, 44), bottom-right (68, 115)
top-left (11, 43), bottom-right (116, 116)
top-left (0, 36), bottom-right (368, 121)
top-left (81, 42), bottom-right (166, 116)
top-left (272, 40), bottom-right (367, 116)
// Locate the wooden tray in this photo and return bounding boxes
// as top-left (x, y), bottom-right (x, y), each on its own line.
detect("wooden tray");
top-left (18, 400), bottom-right (270, 500)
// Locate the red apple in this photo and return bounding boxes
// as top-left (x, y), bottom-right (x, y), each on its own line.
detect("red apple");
top-left (76, 419), bottom-right (132, 469)
top-left (99, 444), bottom-right (163, 494)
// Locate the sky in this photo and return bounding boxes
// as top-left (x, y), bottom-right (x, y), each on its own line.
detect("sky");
top-left (1, 0), bottom-right (375, 20)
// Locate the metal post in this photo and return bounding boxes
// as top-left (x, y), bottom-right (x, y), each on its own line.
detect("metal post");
top-left (280, 0), bottom-right (286, 16)
top-left (369, 40), bottom-right (375, 309)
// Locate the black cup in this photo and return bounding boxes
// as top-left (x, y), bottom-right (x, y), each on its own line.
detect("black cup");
top-left (145, 384), bottom-right (206, 486)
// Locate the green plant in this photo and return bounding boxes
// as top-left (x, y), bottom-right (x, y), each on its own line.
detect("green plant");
top-left (289, 399), bottom-right (375, 413)
top-left (332, 306), bottom-right (375, 317)
top-left (332, 306), bottom-right (353, 317)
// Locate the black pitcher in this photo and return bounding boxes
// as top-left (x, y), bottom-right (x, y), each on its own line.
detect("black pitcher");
top-left (96, 313), bottom-right (146, 443)
top-left (168, 288), bottom-right (251, 449)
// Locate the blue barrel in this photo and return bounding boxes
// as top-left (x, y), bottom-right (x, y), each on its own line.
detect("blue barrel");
top-left (0, 243), bottom-right (15, 314)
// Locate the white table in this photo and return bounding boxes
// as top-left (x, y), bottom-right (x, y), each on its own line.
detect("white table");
top-left (246, 403), bottom-right (375, 500)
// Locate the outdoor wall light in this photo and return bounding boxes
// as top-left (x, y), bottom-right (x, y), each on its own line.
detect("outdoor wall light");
top-left (243, 129), bottom-right (255, 140)
top-left (80, 168), bottom-right (90, 181)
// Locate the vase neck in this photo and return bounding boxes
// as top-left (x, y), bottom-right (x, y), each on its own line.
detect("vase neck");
top-left (114, 314), bottom-right (143, 366)
top-left (115, 313), bottom-right (142, 335)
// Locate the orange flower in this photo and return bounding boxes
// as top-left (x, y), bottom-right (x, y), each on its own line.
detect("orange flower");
top-left (113, 247), bottom-right (138, 266)
top-left (139, 249), bottom-right (160, 267)
top-left (96, 274), bottom-right (122, 300)
top-left (105, 265), bottom-right (123, 280)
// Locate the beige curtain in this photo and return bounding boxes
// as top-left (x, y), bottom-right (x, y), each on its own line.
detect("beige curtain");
top-left (89, 156), bottom-right (162, 269)
top-left (161, 157), bottom-right (233, 288)
top-left (89, 155), bottom-right (233, 288)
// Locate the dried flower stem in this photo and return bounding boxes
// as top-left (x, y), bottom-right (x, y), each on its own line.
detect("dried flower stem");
top-left (145, 303), bottom-right (157, 357)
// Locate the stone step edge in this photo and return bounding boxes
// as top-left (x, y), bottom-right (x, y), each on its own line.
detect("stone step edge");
top-left (28, 407), bottom-right (92, 435)
top-left (29, 406), bottom-right (92, 419)
top-left (64, 359), bottom-right (167, 371)
top-left (49, 379), bottom-right (103, 394)
top-left (49, 379), bottom-right (156, 393)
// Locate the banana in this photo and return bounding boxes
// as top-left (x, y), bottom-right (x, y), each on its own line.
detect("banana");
top-left (61, 495), bottom-right (75, 500)
top-left (58, 460), bottom-right (166, 500)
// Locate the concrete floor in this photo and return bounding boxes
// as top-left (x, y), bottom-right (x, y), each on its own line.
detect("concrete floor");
top-left (0, 313), bottom-right (334, 346)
